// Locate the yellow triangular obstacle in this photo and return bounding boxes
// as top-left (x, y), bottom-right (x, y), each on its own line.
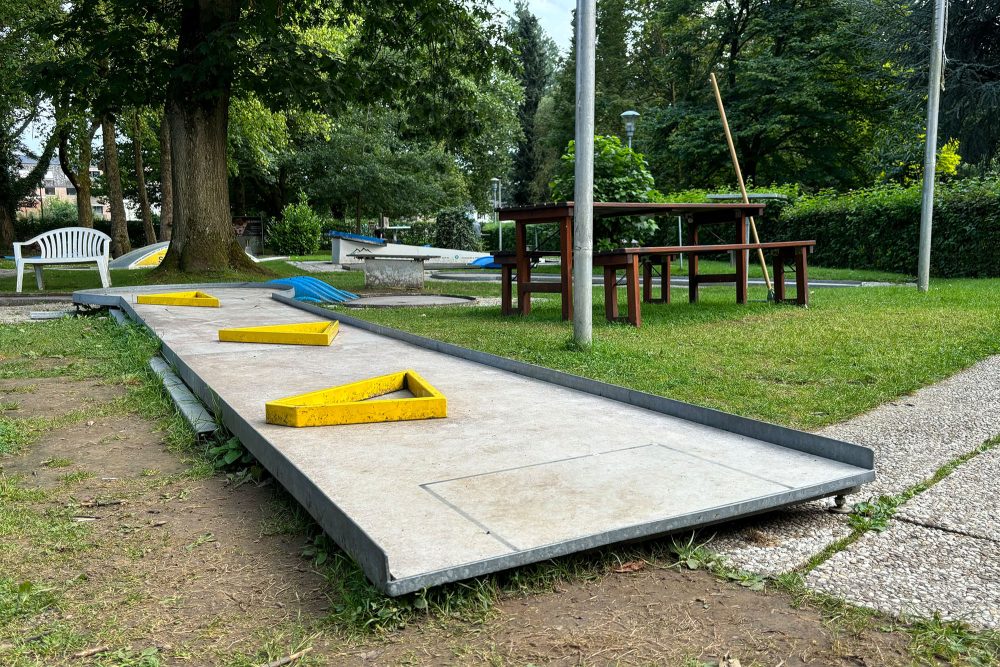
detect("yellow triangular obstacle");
top-left (266, 370), bottom-right (447, 427)
top-left (136, 291), bottom-right (220, 307)
top-left (218, 321), bottom-right (339, 346)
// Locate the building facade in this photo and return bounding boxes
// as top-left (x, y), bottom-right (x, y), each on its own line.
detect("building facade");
top-left (17, 157), bottom-right (110, 220)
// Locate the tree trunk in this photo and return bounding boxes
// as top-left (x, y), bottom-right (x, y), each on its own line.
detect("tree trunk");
top-left (132, 112), bottom-right (157, 245)
top-left (158, 109), bottom-right (173, 241)
top-left (0, 206), bottom-right (15, 255)
top-left (156, 0), bottom-right (258, 275)
top-left (58, 121), bottom-right (99, 229)
top-left (101, 116), bottom-right (131, 257)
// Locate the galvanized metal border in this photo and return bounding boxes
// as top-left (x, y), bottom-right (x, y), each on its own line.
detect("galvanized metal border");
top-left (76, 287), bottom-right (875, 597)
top-left (274, 293), bottom-right (875, 470)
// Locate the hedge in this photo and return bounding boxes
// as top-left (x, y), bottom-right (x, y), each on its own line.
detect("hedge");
top-left (772, 179), bottom-right (1000, 278)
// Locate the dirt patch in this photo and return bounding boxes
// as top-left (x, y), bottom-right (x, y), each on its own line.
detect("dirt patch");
top-left (2, 376), bottom-right (914, 666)
top-left (0, 377), bottom-right (125, 419)
top-left (354, 567), bottom-right (910, 666)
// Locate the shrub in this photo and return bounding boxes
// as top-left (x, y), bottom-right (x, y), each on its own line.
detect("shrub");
top-left (269, 197), bottom-right (323, 255)
top-left (773, 178), bottom-right (1000, 277)
top-left (550, 135), bottom-right (659, 246)
top-left (433, 208), bottom-right (480, 251)
top-left (398, 219), bottom-right (436, 246)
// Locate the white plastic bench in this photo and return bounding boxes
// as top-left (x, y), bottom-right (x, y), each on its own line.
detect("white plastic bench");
top-left (14, 227), bottom-right (112, 292)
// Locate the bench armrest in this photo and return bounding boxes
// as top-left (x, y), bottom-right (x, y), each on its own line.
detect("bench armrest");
top-left (12, 241), bottom-right (31, 261)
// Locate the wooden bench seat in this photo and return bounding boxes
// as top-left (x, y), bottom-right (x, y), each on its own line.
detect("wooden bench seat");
top-left (595, 240), bottom-right (816, 326)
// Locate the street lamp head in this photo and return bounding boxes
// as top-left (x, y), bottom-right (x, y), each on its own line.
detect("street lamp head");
top-left (620, 110), bottom-right (640, 137)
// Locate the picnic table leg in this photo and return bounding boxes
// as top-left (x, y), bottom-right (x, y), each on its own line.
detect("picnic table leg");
top-left (516, 222), bottom-right (531, 316)
top-left (773, 250), bottom-right (787, 303)
top-left (603, 266), bottom-right (619, 321)
top-left (560, 216), bottom-right (573, 321)
top-left (501, 265), bottom-right (513, 315)
top-left (688, 224), bottom-right (699, 303)
top-left (795, 246), bottom-right (809, 307)
top-left (642, 261), bottom-right (653, 303)
top-left (626, 255), bottom-right (641, 327)
top-left (663, 256), bottom-right (672, 303)
top-left (735, 246), bottom-right (748, 304)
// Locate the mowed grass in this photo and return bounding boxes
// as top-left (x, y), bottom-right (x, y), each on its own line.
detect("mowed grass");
top-left (333, 279), bottom-right (1000, 429)
top-left (3, 259), bottom-right (995, 430)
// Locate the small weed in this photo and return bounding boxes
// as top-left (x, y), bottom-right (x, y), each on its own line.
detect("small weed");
top-left (185, 532), bottom-right (216, 551)
top-left (59, 470), bottom-right (95, 485)
top-left (0, 400), bottom-right (18, 411)
top-left (140, 468), bottom-right (159, 477)
top-left (0, 417), bottom-right (37, 455)
top-left (42, 457), bottom-right (73, 468)
top-left (907, 614), bottom-right (1000, 666)
top-left (205, 435), bottom-right (263, 486)
top-left (0, 579), bottom-right (57, 624)
top-left (92, 646), bottom-right (162, 667)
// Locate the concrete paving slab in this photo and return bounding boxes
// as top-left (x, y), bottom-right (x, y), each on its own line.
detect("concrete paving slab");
top-left (75, 285), bottom-right (873, 595)
top-left (897, 446), bottom-right (1000, 543)
top-left (819, 356), bottom-right (1000, 498)
top-left (807, 521), bottom-right (1000, 629)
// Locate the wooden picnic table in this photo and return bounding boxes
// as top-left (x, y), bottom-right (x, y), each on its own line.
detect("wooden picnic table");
top-left (495, 201), bottom-right (768, 321)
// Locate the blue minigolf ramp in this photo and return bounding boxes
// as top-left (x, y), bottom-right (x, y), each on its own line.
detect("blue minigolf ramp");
top-left (266, 276), bottom-right (358, 304)
top-left (470, 256), bottom-right (501, 269)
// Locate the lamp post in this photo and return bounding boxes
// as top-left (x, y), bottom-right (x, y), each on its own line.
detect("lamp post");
top-left (620, 110), bottom-right (640, 149)
top-left (491, 177), bottom-right (502, 251)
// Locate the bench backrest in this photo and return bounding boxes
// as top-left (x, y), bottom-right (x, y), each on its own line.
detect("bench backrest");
top-left (29, 227), bottom-right (111, 259)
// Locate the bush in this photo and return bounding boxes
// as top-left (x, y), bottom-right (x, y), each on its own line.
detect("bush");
top-left (398, 219), bottom-right (436, 246)
top-left (269, 197), bottom-right (323, 255)
top-left (774, 179), bottom-right (1000, 277)
top-left (551, 135), bottom-right (659, 246)
top-left (433, 208), bottom-right (480, 251)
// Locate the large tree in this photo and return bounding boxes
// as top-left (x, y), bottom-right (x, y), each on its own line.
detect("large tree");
top-left (630, 0), bottom-right (896, 190)
top-left (507, 3), bottom-right (557, 205)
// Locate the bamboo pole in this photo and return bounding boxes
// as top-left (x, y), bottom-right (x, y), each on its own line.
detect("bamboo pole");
top-left (709, 73), bottom-right (774, 298)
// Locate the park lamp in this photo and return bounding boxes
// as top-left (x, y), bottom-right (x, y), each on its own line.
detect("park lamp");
top-left (620, 110), bottom-right (640, 148)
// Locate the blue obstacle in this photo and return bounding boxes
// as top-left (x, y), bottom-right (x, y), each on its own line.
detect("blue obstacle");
top-left (469, 256), bottom-right (500, 269)
top-left (326, 230), bottom-right (386, 245)
top-left (266, 276), bottom-right (359, 304)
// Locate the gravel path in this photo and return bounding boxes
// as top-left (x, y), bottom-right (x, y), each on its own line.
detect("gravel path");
top-left (808, 521), bottom-right (1000, 629)
top-left (0, 302), bottom-right (77, 324)
top-left (820, 355), bottom-right (1000, 499)
top-left (711, 355), bottom-right (1000, 629)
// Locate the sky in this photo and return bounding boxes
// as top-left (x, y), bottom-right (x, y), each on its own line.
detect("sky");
top-left (494, 0), bottom-right (575, 53)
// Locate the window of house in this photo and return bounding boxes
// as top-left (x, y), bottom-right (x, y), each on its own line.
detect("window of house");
top-left (92, 205), bottom-right (104, 216)
top-left (44, 187), bottom-right (55, 195)
top-left (67, 187), bottom-right (77, 196)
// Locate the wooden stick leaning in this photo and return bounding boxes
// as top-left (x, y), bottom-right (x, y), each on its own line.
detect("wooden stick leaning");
top-left (709, 72), bottom-right (774, 298)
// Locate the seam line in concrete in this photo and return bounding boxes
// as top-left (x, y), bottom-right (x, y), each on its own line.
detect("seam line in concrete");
top-left (419, 485), bottom-right (520, 552)
top-left (893, 515), bottom-right (1000, 545)
top-left (656, 443), bottom-right (797, 490)
top-left (421, 443), bottom-right (654, 487)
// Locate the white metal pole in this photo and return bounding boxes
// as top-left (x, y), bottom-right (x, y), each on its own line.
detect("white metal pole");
top-left (573, 0), bottom-right (597, 347)
top-left (918, 0), bottom-right (947, 292)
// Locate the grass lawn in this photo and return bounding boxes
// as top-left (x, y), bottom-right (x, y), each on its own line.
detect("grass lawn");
top-left (2, 260), bottom-right (995, 430)
top-left (333, 279), bottom-right (1000, 430)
